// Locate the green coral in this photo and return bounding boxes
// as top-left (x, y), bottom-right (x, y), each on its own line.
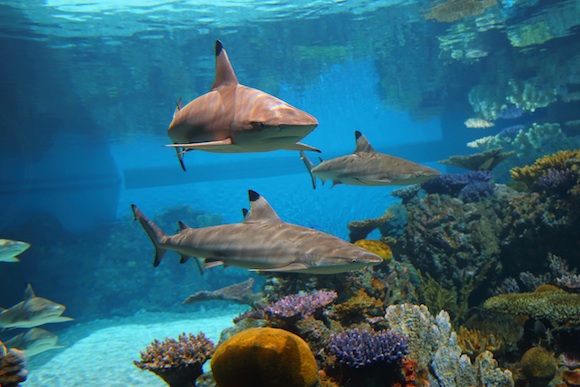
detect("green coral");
top-left (483, 290), bottom-right (580, 324)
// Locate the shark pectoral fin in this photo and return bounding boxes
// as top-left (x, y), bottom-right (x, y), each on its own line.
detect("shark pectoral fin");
top-left (300, 151), bottom-right (317, 189)
top-left (204, 260), bottom-right (225, 270)
top-left (175, 147), bottom-right (187, 171)
top-left (253, 263), bottom-right (309, 272)
top-left (2, 257), bottom-right (19, 262)
top-left (54, 316), bottom-right (74, 323)
top-left (166, 138), bottom-right (233, 149)
top-left (284, 142), bottom-right (321, 153)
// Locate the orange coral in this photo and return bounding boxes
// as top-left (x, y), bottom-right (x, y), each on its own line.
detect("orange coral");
top-left (456, 326), bottom-right (505, 357)
top-left (211, 327), bottom-right (318, 387)
top-left (333, 289), bottom-right (384, 321)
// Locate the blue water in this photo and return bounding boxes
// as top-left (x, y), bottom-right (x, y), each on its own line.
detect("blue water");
top-left (1, 0), bottom-right (579, 384)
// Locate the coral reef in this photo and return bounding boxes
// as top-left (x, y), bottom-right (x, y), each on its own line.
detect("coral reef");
top-left (347, 210), bottom-right (394, 242)
top-left (134, 332), bottom-right (215, 387)
top-left (264, 290), bottom-right (337, 322)
top-left (438, 148), bottom-right (515, 171)
top-left (456, 326), bottom-right (505, 358)
top-left (421, 170), bottom-right (493, 197)
top-left (327, 328), bottom-right (408, 368)
top-left (0, 342), bottom-right (27, 387)
top-left (464, 117), bottom-right (495, 128)
top-left (483, 290), bottom-right (580, 324)
top-left (211, 327), bottom-right (318, 387)
top-left (384, 304), bottom-right (513, 387)
top-left (182, 278), bottom-right (261, 306)
top-left (520, 347), bottom-right (557, 387)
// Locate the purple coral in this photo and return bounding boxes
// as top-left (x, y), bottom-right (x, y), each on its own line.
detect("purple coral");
top-left (422, 171), bottom-right (493, 196)
top-left (264, 290), bottom-right (337, 320)
top-left (536, 168), bottom-right (577, 196)
top-left (458, 181), bottom-right (495, 202)
top-left (327, 328), bottom-right (408, 368)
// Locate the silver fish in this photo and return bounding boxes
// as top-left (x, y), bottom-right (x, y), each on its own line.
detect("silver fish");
top-left (5, 328), bottom-right (64, 357)
top-left (166, 40), bottom-right (320, 170)
top-left (0, 284), bottom-right (73, 329)
top-left (132, 190), bottom-right (382, 274)
top-left (301, 131), bottom-right (440, 188)
top-left (0, 239), bottom-right (30, 263)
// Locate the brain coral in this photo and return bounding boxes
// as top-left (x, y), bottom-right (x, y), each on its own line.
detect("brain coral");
top-left (520, 347), bottom-right (557, 385)
top-left (211, 327), bottom-right (317, 387)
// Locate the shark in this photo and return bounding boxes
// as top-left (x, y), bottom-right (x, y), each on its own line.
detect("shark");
top-left (166, 40), bottom-right (320, 170)
top-left (300, 130), bottom-right (441, 188)
top-left (5, 328), bottom-right (64, 357)
top-left (0, 239), bottom-right (30, 263)
top-left (0, 284), bottom-right (73, 329)
top-left (132, 190), bottom-right (382, 274)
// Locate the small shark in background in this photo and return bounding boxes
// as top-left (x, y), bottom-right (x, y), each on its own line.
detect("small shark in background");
top-left (5, 328), bottom-right (64, 357)
top-left (0, 284), bottom-right (73, 329)
top-left (0, 239), bottom-right (30, 263)
top-left (132, 190), bottom-right (382, 274)
top-left (300, 130), bottom-right (441, 188)
top-left (166, 40), bottom-right (320, 170)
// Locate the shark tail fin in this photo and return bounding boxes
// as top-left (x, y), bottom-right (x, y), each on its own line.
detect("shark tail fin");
top-left (131, 204), bottom-right (168, 267)
top-left (300, 151), bottom-right (317, 189)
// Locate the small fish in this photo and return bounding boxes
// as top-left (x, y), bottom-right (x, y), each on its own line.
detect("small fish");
top-left (0, 239), bottom-right (30, 263)
top-left (300, 131), bottom-right (440, 188)
top-left (5, 328), bottom-right (64, 357)
top-left (0, 284), bottom-right (73, 329)
top-left (166, 40), bottom-right (320, 170)
top-left (132, 190), bottom-right (382, 274)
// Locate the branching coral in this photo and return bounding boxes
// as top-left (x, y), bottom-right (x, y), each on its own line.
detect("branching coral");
top-left (264, 290), bottom-right (337, 321)
top-left (134, 332), bottom-right (215, 387)
top-left (509, 149), bottom-right (580, 194)
top-left (483, 290), bottom-right (580, 324)
top-left (456, 326), bottom-right (505, 358)
top-left (327, 328), bottom-right (409, 369)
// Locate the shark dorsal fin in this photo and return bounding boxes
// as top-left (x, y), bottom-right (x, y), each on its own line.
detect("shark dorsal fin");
top-left (243, 190), bottom-right (281, 223)
top-left (211, 40), bottom-right (239, 90)
top-left (353, 131), bottom-right (376, 153)
top-left (241, 208), bottom-right (249, 219)
top-left (178, 221), bottom-right (190, 231)
top-left (24, 284), bottom-right (36, 300)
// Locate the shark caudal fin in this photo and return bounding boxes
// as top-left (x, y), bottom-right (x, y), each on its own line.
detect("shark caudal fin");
top-left (131, 205), bottom-right (168, 267)
top-left (300, 151), bottom-right (317, 189)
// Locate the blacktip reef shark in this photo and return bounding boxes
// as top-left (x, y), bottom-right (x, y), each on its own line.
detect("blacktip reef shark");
top-left (0, 284), bottom-right (73, 329)
top-left (166, 40), bottom-right (320, 170)
top-left (5, 328), bottom-right (64, 357)
top-left (132, 190), bottom-right (382, 274)
top-left (300, 130), bottom-right (441, 188)
top-left (0, 239), bottom-right (30, 263)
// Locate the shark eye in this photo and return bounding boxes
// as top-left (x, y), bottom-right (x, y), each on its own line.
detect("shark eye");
top-left (350, 258), bottom-right (358, 264)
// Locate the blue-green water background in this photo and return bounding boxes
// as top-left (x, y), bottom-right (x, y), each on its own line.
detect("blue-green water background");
top-left (0, 0), bottom-right (578, 348)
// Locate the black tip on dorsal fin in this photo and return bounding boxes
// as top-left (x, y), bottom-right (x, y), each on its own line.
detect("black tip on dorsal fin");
top-left (355, 130), bottom-right (362, 140)
top-left (242, 208), bottom-right (249, 218)
top-left (215, 40), bottom-right (223, 56)
top-left (248, 190), bottom-right (260, 202)
top-left (24, 284), bottom-right (35, 300)
top-left (178, 221), bottom-right (190, 231)
top-left (353, 131), bottom-right (375, 153)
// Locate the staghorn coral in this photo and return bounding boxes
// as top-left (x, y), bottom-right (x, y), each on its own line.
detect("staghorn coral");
top-left (0, 342), bottom-right (27, 387)
top-left (425, 0), bottom-right (498, 23)
top-left (483, 290), bottom-right (580, 324)
top-left (134, 332), bottom-right (214, 387)
top-left (327, 328), bottom-right (408, 368)
top-left (211, 327), bottom-right (318, 387)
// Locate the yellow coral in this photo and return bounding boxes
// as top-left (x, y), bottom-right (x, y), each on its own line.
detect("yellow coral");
top-left (457, 326), bottom-right (505, 357)
top-left (510, 149), bottom-right (580, 189)
top-left (211, 327), bottom-right (318, 387)
top-left (334, 289), bottom-right (383, 320)
top-left (353, 240), bottom-right (393, 262)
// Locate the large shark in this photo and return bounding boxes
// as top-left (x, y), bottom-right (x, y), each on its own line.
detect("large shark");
top-left (5, 328), bottom-right (64, 357)
top-left (300, 131), bottom-right (441, 188)
top-left (132, 190), bottom-right (382, 274)
top-left (0, 284), bottom-right (73, 329)
top-left (166, 40), bottom-right (320, 170)
top-left (0, 239), bottom-right (30, 263)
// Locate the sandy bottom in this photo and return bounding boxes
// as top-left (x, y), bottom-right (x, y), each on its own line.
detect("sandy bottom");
top-left (23, 305), bottom-right (247, 386)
